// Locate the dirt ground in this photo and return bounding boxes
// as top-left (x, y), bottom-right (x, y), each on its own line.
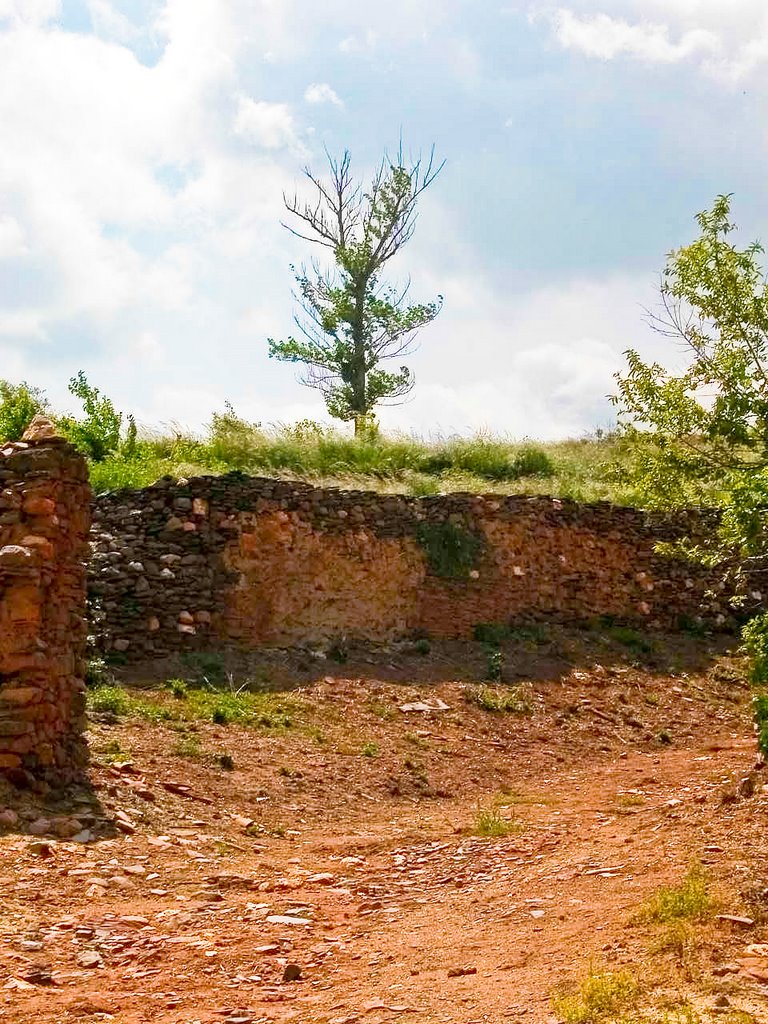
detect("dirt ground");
top-left (1, 629), bottom-right (767, 1024)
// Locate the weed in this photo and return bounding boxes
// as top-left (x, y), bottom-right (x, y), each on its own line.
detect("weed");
top-left (84, 657), bottom-right (114, 689)
top-left (180, 651), bottom-right (227, 686)
top-left (510, 445), bottom-right (556, 479)
top-left (404, 731), bottom-right (429, 749)
top-left (658, 730), bottom-right (673, 745)
top-left (551, 967), bottom-right (638, 1023)
top-left (367, 701), bottom-right (395, 721)
top-left (615, 793), bottom-right (645, 808)
top-left (486, 648), bottom-right (504, 681)
top-left (474, 621), bottom-right (511, 645)
top-left (173, 734), bottom-right (204, 759)
top-left (167, 678), bottom-right (188, 699)
top-left (278, 766), bottom-right (303, 778)
top-left (361, 741), bottom-right (380, 758)
top-left (638, 863), bottom-right (713, 924)
top-left (606, 625), bottom-right (654, 654)
top-left (416, 521), bottom-right (484, 579)
top-left (411, 637), bottom-right (431, 655)
top-left (652, 919), bottom-right (699, 965)
top-left (754, 692), bottom-right (768, 758)
top-left (96, 738), bottom-right (129, 763)
top-left (88, 685), bottom-right (130, 716)
top-left (644, 693), bottom-right (660, 706)
top-left (473, 807), bottom-right (523, 837)
top-left (466, 684), bottom-right (533, 715)
top-left (216, 753), bottom-right (235, 770)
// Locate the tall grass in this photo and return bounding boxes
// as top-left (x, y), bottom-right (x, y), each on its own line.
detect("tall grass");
top-left (88, 411), bottom-right (634, 503)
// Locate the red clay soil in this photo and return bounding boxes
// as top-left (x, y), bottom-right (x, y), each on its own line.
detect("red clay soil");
top-left (1, 631), bottom-right (767, 1024)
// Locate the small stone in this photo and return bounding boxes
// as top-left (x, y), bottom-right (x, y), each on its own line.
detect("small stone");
top-left (447, 966), bottom-right (477, 978)
top-left (306, 873), bottom-right (335, 886)
top-left (77, 950), bottom-right (103, 969)
top-left (113, 639), bottom-right (131, 652)
top-left (266, 915), bottom-right (311, 926)
top-left (282, 963), bottom-right (302, 982)
top-left (716, 914), bottom-right (755, 928)
top-left (28, 841), bottom-right (52, 857)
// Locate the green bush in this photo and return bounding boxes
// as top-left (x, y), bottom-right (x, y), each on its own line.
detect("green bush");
top-left (0, 380), bottom-right (49, 441)
top-left (88, 685), bottom-right (130, 716)
top-left (58, 372), bottom-right (123, 462)
top-left (510, 445), bottom-right (555, 479)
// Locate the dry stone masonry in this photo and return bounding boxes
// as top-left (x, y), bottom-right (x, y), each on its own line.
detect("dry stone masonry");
top-left (90, 475), bottom-right (729, 659)
top-left (0, 418), bottom-right (91, 784)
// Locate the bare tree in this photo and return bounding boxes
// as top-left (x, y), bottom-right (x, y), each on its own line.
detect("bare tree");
top-left (268, 145), bottom-right (444, 434)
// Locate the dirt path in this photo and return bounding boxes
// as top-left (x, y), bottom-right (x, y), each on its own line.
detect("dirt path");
top-left (1, 635), bottom-right (767, 1023)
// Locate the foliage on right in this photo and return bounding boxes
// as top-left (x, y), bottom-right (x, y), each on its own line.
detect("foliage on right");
top-left (612, 194), bottom-right (768, 752)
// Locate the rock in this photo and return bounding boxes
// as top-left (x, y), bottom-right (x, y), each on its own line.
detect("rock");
top-left (28, 841), bottom-right (52, 857)
top-left (306, 873), bottom-right (335, 886)
top-left (77, 950), bottom-right (103, 969)
top-left (21, 416), bottom-right (61, 442)
top-left (266, 915), bottom-right (311, 926)
top-left (282, 963), bottom-right (302, 982)
top-left (716, 914), bottom-right (755, 929)
top-left (0, 808), bottom-right (19, 827)
top-left (28, 817), bottom-right (51, 836)
top-left (736, 774), bottom-right (756, 799)
top-left (447, 966), bottom-right (477, 978)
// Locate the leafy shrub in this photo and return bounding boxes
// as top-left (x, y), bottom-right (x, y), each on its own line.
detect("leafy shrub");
top-left (510, 445), bottom-right (555, 479)
top-left (416, 521), bottom-right (484, 578)
top-left (87, 685), bottom-right (130, 716)
top-left (638, 863), bottom-right (712, 923)
top-left (58, 371), bottom-right (123, 462)
top-left (486, 648), bottom-right (504, 681)
top-left (466, 684), bottom-right (533, 714)
top-left (552, 968), bottom-right (638, 1024)
top-left (84, 657), bottom-right (114, 689)
top-left (0, 380), bottom-right (49, 441)
top-left (473, 807), bottom-right (521, 837)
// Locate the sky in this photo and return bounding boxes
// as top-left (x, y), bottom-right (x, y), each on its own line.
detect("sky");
top-left (2, 0), bottom-right (768, 439)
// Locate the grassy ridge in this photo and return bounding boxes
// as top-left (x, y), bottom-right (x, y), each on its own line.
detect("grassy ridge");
top-left (89, 411), bottom-right (639, 504)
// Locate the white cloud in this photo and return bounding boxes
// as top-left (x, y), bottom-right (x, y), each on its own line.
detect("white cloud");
top-left (0, 0), bottom-right (60, 26)
top-left (304, 82), bottom-right (343, 106)
top-left (0, 215), bottom-right (27, 260)
top-left (233, 96), bottom-right (300, 150)
top-left (86, 0), bottom-right (140, 43)
top-left (534, 1), bottom-right (768, 81)
top-left (549, 9), bottom-right (718, 63)
top-left (338, 29), bottom-right (377, 54)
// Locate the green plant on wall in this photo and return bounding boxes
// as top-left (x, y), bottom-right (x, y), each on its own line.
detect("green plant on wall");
top-left (416, 520), bottom-right (484, 579)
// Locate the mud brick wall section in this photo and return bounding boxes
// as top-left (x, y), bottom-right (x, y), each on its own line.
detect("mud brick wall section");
top-left (0, 419), bottom-right (91, 784)
top-left (89, 475), bottom-right (732, 659)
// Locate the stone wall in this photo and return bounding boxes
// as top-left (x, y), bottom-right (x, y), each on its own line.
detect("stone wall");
top-left (0, 419), bottom-right (91, 784)
top-left (89, 475), bottom-right (727, 659)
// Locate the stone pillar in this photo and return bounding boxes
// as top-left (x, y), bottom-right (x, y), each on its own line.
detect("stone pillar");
top-left (0, 417), bottom-right (91, 786)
